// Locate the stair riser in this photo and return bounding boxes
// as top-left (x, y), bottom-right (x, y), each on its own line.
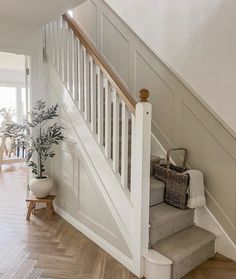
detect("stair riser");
top-left (172, 240), bottom-right (215, 279)
top-left (150, 210), bottom-right (194, 244)
top-left (149, 187), bottom-right (164, 206)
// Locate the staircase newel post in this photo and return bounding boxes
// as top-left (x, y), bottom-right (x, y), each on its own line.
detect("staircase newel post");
top-left (131, 89), bottom-right (152, 276)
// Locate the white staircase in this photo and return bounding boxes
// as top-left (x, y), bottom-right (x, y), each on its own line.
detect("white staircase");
top-left (44, 14), bottom-right (152, 277)
top-left (44, 13), bottom-right (217, 279)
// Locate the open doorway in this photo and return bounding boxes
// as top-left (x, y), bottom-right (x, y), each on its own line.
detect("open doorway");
top-left (0, 51), bottom-right (30, 192)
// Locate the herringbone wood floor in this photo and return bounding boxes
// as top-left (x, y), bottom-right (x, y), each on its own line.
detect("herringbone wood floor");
top-left (0, 164), bottom-right (235, 279)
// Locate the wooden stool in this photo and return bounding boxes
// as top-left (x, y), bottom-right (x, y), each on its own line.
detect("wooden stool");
top-left (26, 195), bottom-right (56, 220)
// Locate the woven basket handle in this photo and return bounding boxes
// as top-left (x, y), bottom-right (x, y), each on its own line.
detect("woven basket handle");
top-left (166, 148), bottom-right (188, 169)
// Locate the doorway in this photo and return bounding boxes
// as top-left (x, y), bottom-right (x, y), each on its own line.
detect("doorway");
top-left (0, 51), bottom-right (30, 188)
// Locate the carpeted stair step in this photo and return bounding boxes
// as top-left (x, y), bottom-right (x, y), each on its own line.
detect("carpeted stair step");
top-left (149, 176), bottom-right (165, 206)
top-left (149, 203), bottom-right (194, 244)
top-left (152, 226), bottom-right (216, 279)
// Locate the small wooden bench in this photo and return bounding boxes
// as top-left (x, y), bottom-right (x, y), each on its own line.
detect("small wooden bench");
top-left (26, 195), bottom-right (56, 220)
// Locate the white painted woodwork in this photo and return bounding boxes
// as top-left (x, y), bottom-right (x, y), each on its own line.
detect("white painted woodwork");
top-left (73, 35), bottom-right (78, 102)
top-left (71, 32), bottom-right (76, 100)
top-left (45, 17), bottom-right (153, 277)
top-left (131, 101), bottom-right (152, 275)
top-left (49, 22), bottom-right (54, 65)
top-left (144, 250), bottom-right (172, 279)
top-left (67, 29), bottom-right (73, 95)
top-left (62, 21), bottom-right (68, 86)
top-left (104, 78), bottom-right (111, 159)
top-left (65, 23), bottom-right (70, 90)
top-left (89, 56), bottom-right (96, 133)
top-left (121, 101), bottom-right (129, 189)
top-left (97, 67), bottom-right (104, 146)
top-left (77, 38), bottom-right (84, 111)
top-left (83, 46), bottom-right (90, 121)
top-left (53, 21), bottom-right (57, 68)
top-left (57, 18), bottom-right (63, 76)
top-left (112, 90), bottom-right (120, 173)
top-left (48, 65), bottom-right (134, 249)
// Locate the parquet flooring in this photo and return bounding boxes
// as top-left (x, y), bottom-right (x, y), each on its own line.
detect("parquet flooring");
top-left (0, 164), bottom-right (235, 279)
top-left (0, 164), bottom-right (138, 279)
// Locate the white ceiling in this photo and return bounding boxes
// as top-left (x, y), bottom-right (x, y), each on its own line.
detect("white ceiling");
top-left (0, 0), bottom-right (85, 50)
top-left (0, 0), bottom-right (85, 27)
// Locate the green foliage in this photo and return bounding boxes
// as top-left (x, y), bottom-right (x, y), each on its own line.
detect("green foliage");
top-left (5, 100), bottom-right (64, 178)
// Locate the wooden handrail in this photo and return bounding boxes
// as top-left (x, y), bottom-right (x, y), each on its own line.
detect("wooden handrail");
top-left (63, 14), bottom-right (136, 114)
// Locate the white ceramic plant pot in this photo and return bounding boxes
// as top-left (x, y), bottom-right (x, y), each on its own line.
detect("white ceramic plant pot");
top-left (29, 177), bottom-right (54, 198)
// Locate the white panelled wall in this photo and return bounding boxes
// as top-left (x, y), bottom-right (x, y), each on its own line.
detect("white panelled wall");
top-left (104, 0), bottom-right (236, 134)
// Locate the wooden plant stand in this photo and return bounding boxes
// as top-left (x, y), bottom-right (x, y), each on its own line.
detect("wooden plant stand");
top-left (26, 195), bottom-right (56, 221)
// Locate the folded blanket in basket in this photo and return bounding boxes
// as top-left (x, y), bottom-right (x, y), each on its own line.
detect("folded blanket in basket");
top-left (184, 170), bottom-right (206, 208)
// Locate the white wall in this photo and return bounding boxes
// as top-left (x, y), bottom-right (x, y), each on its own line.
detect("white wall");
top-left (104, 0), bottom-right (236, 133)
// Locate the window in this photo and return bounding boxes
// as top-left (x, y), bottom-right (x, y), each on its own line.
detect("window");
top-left (0, 86), bottom-right (26, 129)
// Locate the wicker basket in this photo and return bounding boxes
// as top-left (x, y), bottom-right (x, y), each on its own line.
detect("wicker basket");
top-left (154, 148), bottom-right (189, 209)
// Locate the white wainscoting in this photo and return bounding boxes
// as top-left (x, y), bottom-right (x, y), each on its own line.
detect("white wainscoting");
top-left (48, 81), bottom-right (132, 260)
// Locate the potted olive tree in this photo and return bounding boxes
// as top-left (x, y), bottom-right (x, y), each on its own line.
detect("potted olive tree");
top-left (5, 100), bottom-right (64, 198)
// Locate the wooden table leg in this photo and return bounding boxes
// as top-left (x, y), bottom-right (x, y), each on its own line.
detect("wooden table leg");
top-left (26, 201), bottom-right (34, 220)
top-left (46, 202), bottom-right (52, 219)
top-left (50, 202), bottom-right (55, 215)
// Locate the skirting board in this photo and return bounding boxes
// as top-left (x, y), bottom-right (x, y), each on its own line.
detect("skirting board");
top-left (196, 205), bottom-right (236, 261)
top-left (54, 204), bottom-right (136, 274)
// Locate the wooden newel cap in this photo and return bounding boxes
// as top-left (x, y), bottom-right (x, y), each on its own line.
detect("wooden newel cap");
top-left (139, 89), bottom-right (150, 102)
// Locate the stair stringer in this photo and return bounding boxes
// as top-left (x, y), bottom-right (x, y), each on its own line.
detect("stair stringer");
top-left (48, 64), bottom-right (137, 269)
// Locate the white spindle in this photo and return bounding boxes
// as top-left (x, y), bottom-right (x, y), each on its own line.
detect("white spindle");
top-left (48, 22), bottom-right (52, 63)
top-left (49, 22), bottom-right (54, 64)
top-left (57, 19), bottom-right (63, 76)
top-left (52, 21), bottom-right (57, 66)
top-left (60, 19), bottom-right (64, 82)
top-left (97, 68), bottom-right (104, 146)
top-left (73, 36), bottom-right (78, 103)
top-left (104, 79), bottom-right (111, 158)
top-left (83, 47), bottom-right (90, 121)
top-left (66, 23), bottom-right (70, 89)
top-left (71, 32), bottom-right (76, 100)
top-left (53, 21), bottom-right (59, 71)
top-left (121, 101), bottom-right (129, 189)
top-left (67, 29), bottom-right (73, 94)
top-left (77, 38), bottom-right (83, 111)
top-left (90, 56), bottom-right (96, 133)
top-left (45, 24), bottom-right (50, 58)
top-left (112, 91), bottom-right (120, 172)
top-left (62, 21), bottom-right (68, 86)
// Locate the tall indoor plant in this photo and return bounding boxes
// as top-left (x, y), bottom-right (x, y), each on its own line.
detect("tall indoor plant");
top-left (5, 100), bottom-right (64, 197)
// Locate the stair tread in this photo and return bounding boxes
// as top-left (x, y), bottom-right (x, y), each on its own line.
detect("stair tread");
top-left (152, 226), bottom-right (216, 263)
top-left (150, 176), bottom-right (165, 191)
top-left (150, 202), bottom-right (194, 229)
